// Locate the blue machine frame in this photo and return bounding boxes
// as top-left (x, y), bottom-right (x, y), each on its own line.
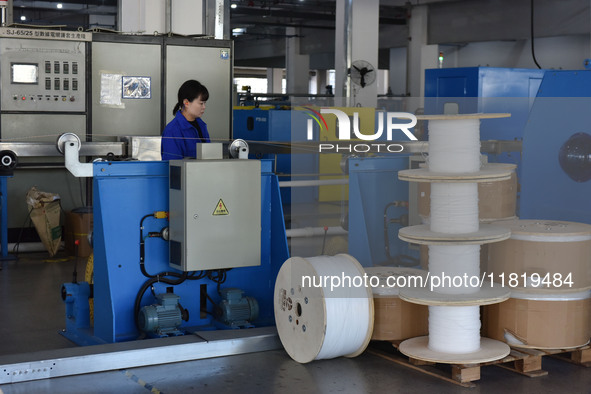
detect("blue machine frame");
top-left (233, 108), bottom-right (319, 205)
top-left (520, 70), bottom-right (591, 224)
top-left (347, 155), bottom-right (417, 267)
top-left (61, 159), bottom-right (289, 345)
top-left (424, 67), bottom-right (546, 174)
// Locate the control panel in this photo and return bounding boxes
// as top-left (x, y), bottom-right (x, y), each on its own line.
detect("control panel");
top-left (0, 37), bottom-right (86, 112)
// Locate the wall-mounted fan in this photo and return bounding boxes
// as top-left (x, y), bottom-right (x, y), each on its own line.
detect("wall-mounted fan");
top-left (349, 60), bottom-right (376, 88)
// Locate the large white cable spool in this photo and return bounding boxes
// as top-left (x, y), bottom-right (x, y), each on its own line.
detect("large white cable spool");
top-left (274, 254), bottom-right (374, 363)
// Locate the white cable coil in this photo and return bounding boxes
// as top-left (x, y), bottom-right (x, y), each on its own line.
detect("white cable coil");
top-left (428, 245), bottom-right (480, 294)
top-left (428, 305), bottom-right (481, 354)
top-left (425, 118), bottom-right (485, 356)
top-left (274, 254), bottom-right (373, 363)
top-left (428, 119), bottom-right (481, 173)
top-left (430, 183), bottom-right (479, 233)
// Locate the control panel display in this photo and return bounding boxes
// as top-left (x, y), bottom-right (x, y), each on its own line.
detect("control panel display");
top-left (1, 36), bottom-right (86, 112)
top-left (11, 63), bottom-right (39, 84)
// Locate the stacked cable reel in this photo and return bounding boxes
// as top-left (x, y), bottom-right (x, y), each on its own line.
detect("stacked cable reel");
top-left (396, 114), bottom-right (514, 364)
top-left (484, 219), bottom-right (591, 349)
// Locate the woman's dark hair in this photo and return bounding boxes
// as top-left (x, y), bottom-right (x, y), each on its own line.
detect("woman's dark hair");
top-left (172, 80), bottom-right (209, 115)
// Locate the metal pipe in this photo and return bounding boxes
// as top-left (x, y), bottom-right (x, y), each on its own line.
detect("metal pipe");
top-left (279, 179), bottom-right (348, 188)
top-left (286, 226), bottom-right (347, 238)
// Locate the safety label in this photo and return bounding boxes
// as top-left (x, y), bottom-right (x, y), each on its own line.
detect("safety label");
top-left (212, 199), bottom-right (229, 215)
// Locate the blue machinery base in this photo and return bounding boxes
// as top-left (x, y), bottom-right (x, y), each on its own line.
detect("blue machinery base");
top-left (61, 159), bottom-right (289, 345)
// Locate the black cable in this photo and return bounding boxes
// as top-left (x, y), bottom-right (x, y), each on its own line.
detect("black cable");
top-left (78, 177), bottom-right (85, 207)
top-left (531, 0), bottom-right (542, 69)
top-left (12, 209), bottom-right (33, 258)
top-left (205, 292), bottom-right (223, 317)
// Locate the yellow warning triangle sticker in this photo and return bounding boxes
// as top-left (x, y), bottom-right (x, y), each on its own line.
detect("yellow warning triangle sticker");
top-left (213, 199), bottom-right (229, 215)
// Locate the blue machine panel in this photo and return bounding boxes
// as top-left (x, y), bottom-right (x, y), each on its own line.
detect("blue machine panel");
top-left (520, 70), bottom-right (591, 224)
top-left (348, 156), bottom-right (417, 267)
top-left (233, 109), bottom-right (318, 204)
top-left (425, 67), bottom-right (545, 175)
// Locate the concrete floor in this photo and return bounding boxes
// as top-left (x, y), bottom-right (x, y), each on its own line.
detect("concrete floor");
top-left (1, 252), bottom-right (590, 394)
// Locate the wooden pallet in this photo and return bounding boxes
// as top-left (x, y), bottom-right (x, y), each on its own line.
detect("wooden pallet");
top-left (367, 341), bottom-right (591, 388)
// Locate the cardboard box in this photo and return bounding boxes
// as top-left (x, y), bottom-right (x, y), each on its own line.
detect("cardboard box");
top-left (372, 296), bottom-right (428, 341)
top-left (488, 238), bottom-right (591, 289)
top-left (364, 267), bottom-right (429, 341)
top-left (64, 209), bottom-right (93, 258)
top-left (483, 298), bottom-right (591, 349)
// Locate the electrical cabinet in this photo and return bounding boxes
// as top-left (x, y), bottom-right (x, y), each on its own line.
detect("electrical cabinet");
top-left (168, 159), bottom-right (261, 271)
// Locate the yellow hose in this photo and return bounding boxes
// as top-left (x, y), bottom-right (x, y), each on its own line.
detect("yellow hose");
top-left (85, 253), bottom-right (94, 324)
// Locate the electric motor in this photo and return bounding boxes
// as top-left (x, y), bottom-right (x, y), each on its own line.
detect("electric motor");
top-left (138, 293), bottom-right (188, 336)
top-left (217, 288), bottom-right (259, 327)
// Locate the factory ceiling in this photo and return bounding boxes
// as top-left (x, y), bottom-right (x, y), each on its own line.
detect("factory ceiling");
top-left (9, 0), bottom-right (591, 69)
top-left (9, 0), bottom-right (411, 68)
top-left (10, 0), bottom-right (410, 33)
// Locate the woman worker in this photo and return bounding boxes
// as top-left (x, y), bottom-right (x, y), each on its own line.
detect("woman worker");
top-left (161, 80), bottom-right (210, 160)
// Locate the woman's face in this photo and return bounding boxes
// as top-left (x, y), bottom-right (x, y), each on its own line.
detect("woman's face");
top-left (183, 95), bottom-right (206, 120)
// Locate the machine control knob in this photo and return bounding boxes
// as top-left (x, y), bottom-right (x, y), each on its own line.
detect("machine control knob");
top-left (559, 132), bottom-right (591, 182)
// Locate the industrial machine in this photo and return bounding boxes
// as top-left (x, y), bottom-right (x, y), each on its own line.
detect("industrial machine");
top-left (232, 107), bottom-right (318, 205)
top-left (424, 67), bottom-right (545, 178)
top-left (520, 70), bottom-right (591, 224)
top-left (0, 27), bottom-right (233, 239)
top-left (59, 137), bottom-right (288, 345)
top-left (347, 155), bottom-right (417, 267)
top-left (0, 26), bottom-right (289, 346)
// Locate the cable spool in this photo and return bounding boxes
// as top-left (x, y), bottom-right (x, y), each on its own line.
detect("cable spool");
top-left (274, 254), bottom-right (374, 363)
top-left (429, 305), bottom-right (481, 353)
top-left (398, 114), bottom-right (511, 364)
top-left (484, 289), bottom-right (591, 349)
top-left (417, 164), bottom-right (517, 223)
top-left (428, 119), bottom-right (481, 173)
top-left (365, 267), bottom-right (428, 341)
top-left (488, 219), bottom-right (591, 290)
top-left (430, 183), bottom-right (479, 233)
